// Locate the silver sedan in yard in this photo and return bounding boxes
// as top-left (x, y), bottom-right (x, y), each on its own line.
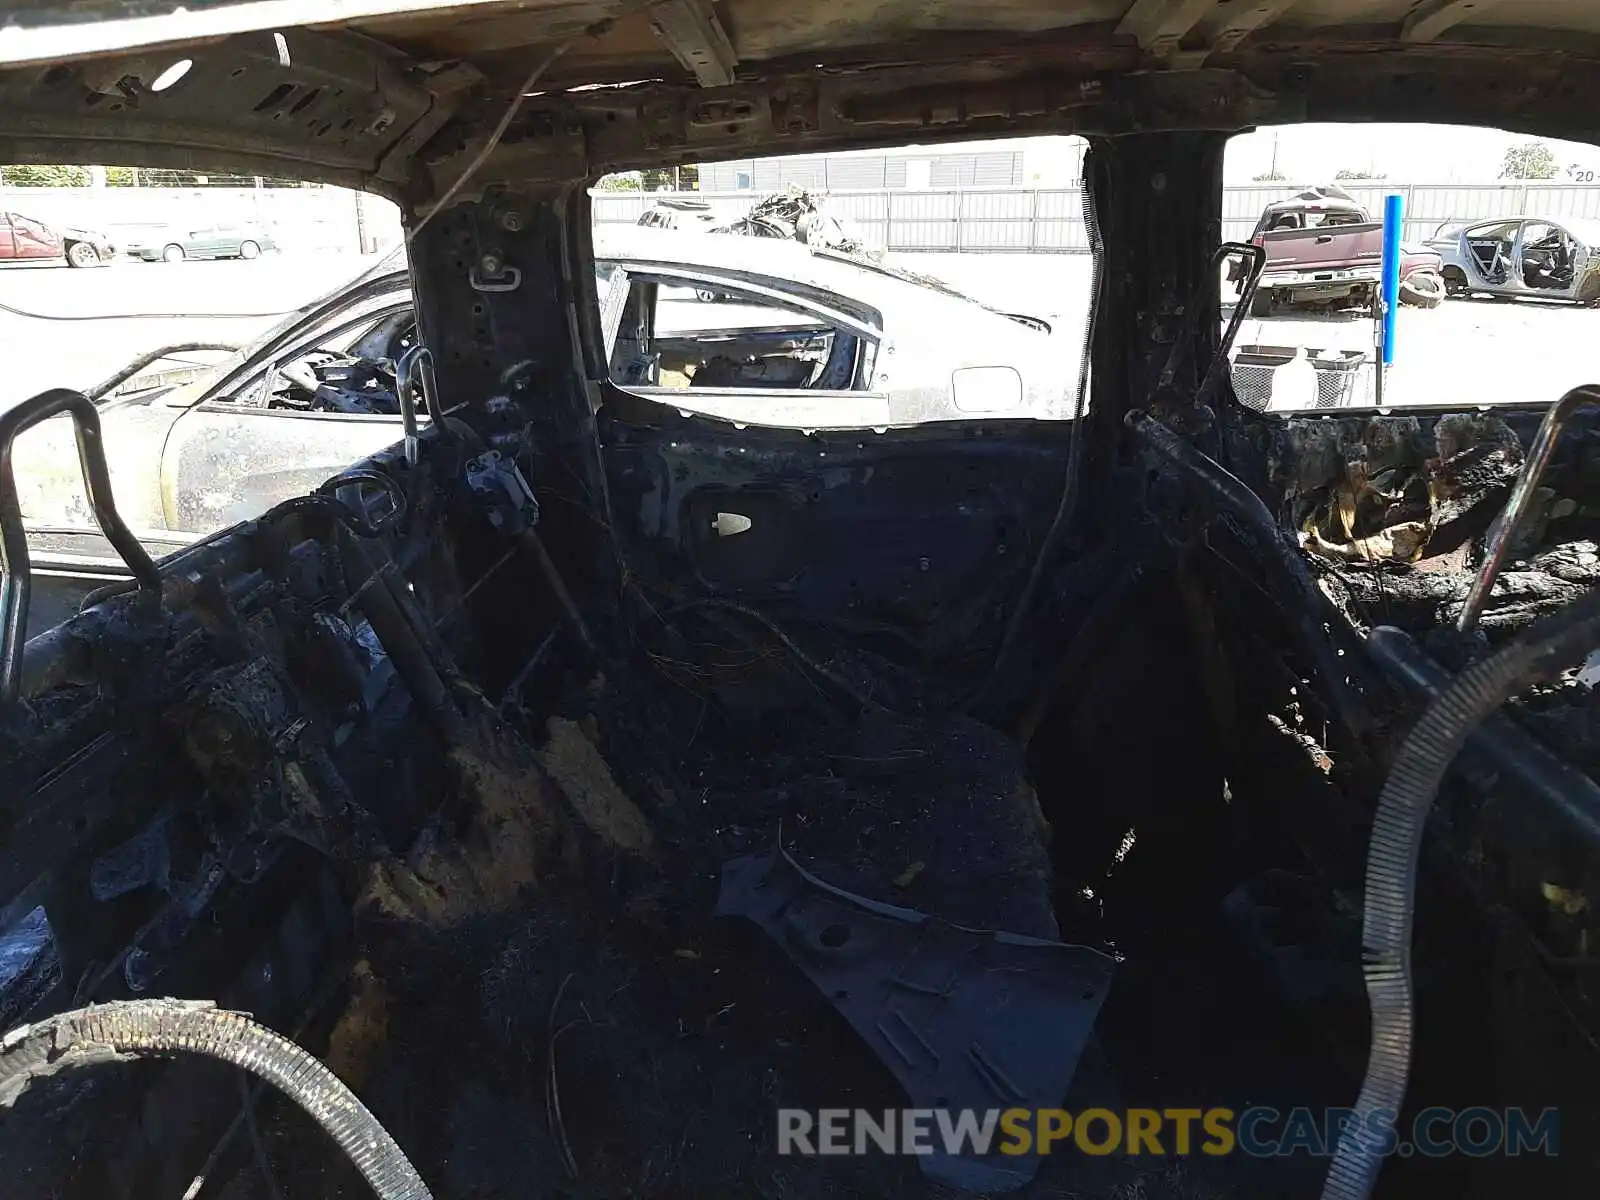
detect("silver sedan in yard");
top-left (125, 222), bottom-right (279, 262)
top-left (1424, 215), bottom-right (1600, 304)
top-left (12, 229), bottom-right (1066, 630)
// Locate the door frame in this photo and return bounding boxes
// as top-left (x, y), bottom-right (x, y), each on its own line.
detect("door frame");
top-left (1460, 218), bottom-right (1521, 292)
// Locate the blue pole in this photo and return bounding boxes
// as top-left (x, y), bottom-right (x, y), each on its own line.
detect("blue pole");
top-left (1380, 192), bottom-right (1404, 366)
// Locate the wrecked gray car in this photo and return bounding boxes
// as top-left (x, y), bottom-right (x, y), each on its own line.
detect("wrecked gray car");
top-left (1425, 214), bottom-right (1600, 303)
top-left (0, 5), bottom-right (1599, 1200)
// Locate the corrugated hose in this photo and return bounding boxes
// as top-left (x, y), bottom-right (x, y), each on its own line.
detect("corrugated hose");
top-left (1322, 584), bottom-right (1600, 1200)
top-left (0, 999), bottom-right (431, 1200)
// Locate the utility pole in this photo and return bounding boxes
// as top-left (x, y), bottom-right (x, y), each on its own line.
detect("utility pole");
top-left (1269, 132), bottom-right (1279, 179)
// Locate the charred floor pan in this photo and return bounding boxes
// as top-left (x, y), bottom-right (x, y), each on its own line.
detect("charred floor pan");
top-left (214, 659), bottom-right (1338, 1200)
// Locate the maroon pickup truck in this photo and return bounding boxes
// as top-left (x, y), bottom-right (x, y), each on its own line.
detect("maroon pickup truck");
top-left (1241, 187), bottom-right (1445, 316)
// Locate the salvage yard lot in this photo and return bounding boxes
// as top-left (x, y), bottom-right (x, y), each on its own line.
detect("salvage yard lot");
top-left (1, 251), bottom-right (1593, 413)
top-left (907, 253), bottom-right (1600, 411)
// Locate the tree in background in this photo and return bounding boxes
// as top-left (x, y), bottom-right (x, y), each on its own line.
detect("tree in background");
top-left (1500, 141), bottom-right (1559, 180)
top-left (0, 164), bottom-right (91, 186)
top-left (633, 166), bottom-right (699, 191)
top-left (4, 165), bottom-right (318, 188)
top-left (1334, 167), bottom-right (1387, 181)
top-left (1252, 169), bottom-right (1287, 182)
top-left (594, 172), bottom-right (643, 191)
top-left (139, 169), bottom-right (230, 186)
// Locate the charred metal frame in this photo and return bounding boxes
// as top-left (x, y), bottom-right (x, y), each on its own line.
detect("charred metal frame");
top-left (2, 8), bottom-right (1600, 1199)
top-left (1458, 385), bottom-right (1600, 632)
top-left (3, 20), bottom-right (1600, 207)
top-left (395, 344), bottom-right (444, 467)
top-left (0, 390), bottom-right (162, 705)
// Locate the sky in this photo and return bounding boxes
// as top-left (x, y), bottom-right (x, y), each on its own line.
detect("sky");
top-left (839, 125), bottom-right (1600, 188)
top-left (1224, 124), bottom-right (1600, 185)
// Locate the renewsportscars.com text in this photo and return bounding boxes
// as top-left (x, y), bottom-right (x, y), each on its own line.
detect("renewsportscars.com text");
top-left (777, 1106), bottom-right (1558, 1159)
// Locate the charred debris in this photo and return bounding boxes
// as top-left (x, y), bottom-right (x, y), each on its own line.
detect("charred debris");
top-left (1, 168), bottom-right (1600, 1199)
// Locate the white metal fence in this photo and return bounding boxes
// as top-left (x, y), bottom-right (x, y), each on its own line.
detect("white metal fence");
top-left (595, 182), bottom-right (1600, 253)
top-left (591, 188), bottom-right (1091, 251)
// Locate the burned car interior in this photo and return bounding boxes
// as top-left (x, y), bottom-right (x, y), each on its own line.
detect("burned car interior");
top-left (1521, 223), bottom-right (1578, 290)
top-left (5, 2), bottom-right (1600, 1198)
top-left (254, 318), bottom-right (418, 416)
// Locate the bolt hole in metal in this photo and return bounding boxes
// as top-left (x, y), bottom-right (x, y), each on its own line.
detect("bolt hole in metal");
top-left (253, 82), bottom-right (295, 112)
top-left (819, 924), bottom-right (851, 948)
top-left (150, 59), bottom-right (192, 92)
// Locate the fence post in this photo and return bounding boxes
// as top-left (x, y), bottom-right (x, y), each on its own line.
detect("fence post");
top-left (1029, 188), bottom-right (1039, 251)
top-left (953, 189), bottom-right (963, 253)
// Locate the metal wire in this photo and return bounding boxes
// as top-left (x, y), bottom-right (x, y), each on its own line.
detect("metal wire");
top-left (965, 152), bottom-right (1104, 710)
top-left (0, 297), bottom-right (296, 322)
top-left (407, 42), bottom-right (570, 245)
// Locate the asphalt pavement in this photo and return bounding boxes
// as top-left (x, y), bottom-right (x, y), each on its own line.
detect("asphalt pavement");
top-left (2, 250), bottom-right (1593, 414)
top-left (899, 252), bottom-right (1600, 410)
top-left (0, 252), bottom-right (392, 407)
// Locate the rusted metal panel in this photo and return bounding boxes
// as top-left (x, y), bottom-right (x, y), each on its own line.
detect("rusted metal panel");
top-left (647, 0), bottom-right (738, 87)
top-left (1402, 0), bottom-right (1506, 42)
